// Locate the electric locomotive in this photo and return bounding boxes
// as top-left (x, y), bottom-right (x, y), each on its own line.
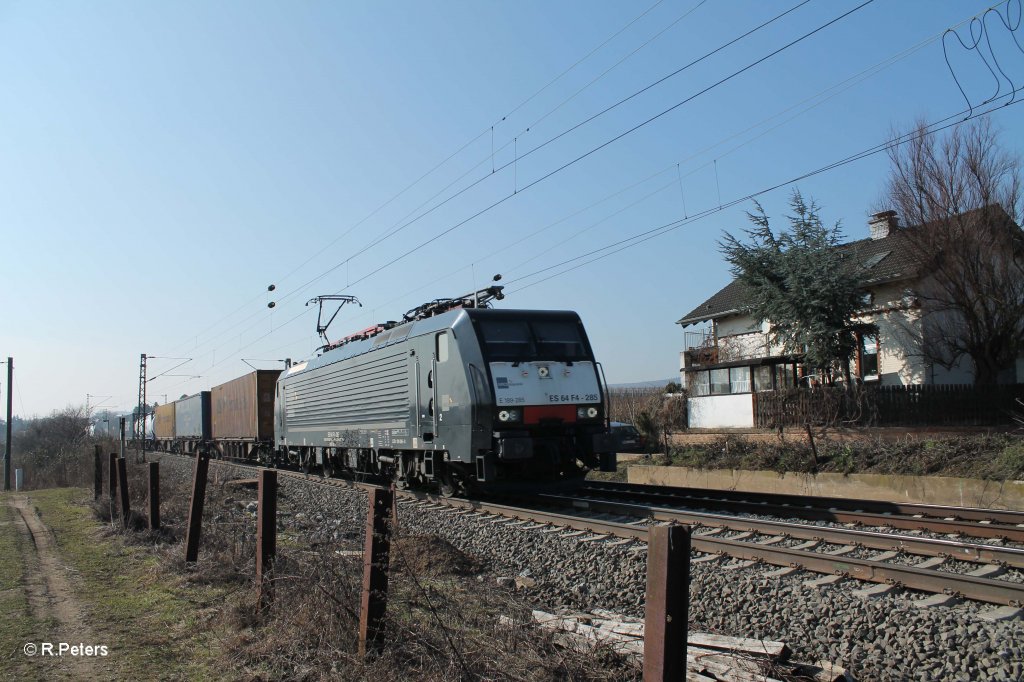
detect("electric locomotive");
top-left (274, 286), bottom-right (615, 494)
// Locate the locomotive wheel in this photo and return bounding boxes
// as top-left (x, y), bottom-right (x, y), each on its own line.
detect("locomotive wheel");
top-left (322, 454), bottom-right (336, 479)
top-left (300, 450), bottom-right (313, 475)
top-left (438, 467), bottom-right (463, 498)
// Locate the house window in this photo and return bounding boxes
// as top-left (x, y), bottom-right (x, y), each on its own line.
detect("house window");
top-left (753, 366), bottom-right (773, 392)
top-left (860, 334), bottom-right (879, 380)
top-left (775, 363), bottom-right (796, 389)
top-left (691, 371), bottom-right (710, 396)
top-left (729, 367), bottom-right (751, 393)
top-left (710, 368), bottom-right (730, 395)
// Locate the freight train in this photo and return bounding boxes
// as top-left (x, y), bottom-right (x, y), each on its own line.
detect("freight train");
top-left (148, 287), bottom-right (616, 494)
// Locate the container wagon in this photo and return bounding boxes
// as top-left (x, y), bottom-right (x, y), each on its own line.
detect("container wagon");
top-left (174, 391), bottom-right (211, 455)
top-left (153, 402), bottom-right (176, 449)
top-left (212, 370), bottom-right (281, 462)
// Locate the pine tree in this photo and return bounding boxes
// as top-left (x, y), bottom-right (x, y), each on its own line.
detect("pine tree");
top-left (720, 190), bottom-right (873, 383)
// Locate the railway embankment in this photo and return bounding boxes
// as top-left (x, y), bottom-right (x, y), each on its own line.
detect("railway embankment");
top-left (627, 465), bottom-right (1024, 509)
top-left (615, 431), bottom-right (1024, 507)
top-left (269, 462), bottom-right (1024, 681)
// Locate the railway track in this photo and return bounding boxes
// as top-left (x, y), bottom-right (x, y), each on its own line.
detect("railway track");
top-left (573, 480), bottom-right (1024, 543)
top-left (149, 451), bottom-right (1024, 608)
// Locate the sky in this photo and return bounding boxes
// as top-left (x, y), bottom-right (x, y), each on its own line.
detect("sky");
top-left (1, 0), bottom-right (1022, 417)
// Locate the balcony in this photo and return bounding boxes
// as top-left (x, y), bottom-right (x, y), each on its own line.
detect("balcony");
top-left (684, 330), bottom-right (769, 368)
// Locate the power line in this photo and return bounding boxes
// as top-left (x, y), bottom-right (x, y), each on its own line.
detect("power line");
top-left (158, 1), bottom-right (882, 385)
top-left (505, 95), bottom-right (1024, 293)
top-left (163, 0), bottom-right (821, 363)
top-left (287, 0), bottom-right (818, 299)
top-left (157, 0), bottom-right (679, 359)
top-left (321, 0), bottom-right (873, 294)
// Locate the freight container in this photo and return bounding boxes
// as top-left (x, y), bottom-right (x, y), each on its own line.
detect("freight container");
top-left (154, 402), bottom-right (176, 440)
top-left (175, 391), bottom-right (211, 440)
top-left (212, 370), bottom-right (281, 441)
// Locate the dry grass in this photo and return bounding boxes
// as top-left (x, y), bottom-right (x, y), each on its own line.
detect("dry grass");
top-left (91, 456), bottom-right (639, 680)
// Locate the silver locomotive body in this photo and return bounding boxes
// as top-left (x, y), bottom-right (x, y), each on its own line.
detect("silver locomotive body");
top-left (275, 307), bottom-right (614, 492)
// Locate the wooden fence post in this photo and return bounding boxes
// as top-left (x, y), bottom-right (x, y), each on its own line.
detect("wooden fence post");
top-left (184, 453), bottom-right (210, 564)
top-left (256, 469), bottom-right (277, 612)
top-left (358, 487), bottom-right (394, 658)
top-left (148, 462), bottom-right (160, 531)
top-left (108, 452), bottom-right (118, 522)
top-left (643, 524), bottom-right (691, 682)
top-left (94, 445), bottom-right (102, 501)
top-left (116, 458), bottom-right (131, 528)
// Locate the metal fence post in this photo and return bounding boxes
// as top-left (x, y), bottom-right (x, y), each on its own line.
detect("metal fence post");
top-left (148, 462), bottom-right (160, 531)
top-left (256, 469), bottom-right (277, 612)
top-left (116, 458), bottom-right (130, 528)
top-left (108, 452), bottom-right (118, 522)
top-left (94, 445), bottom-right (102, 501)
top-left (643, 524), bottom-right (691, 682)
top-left (358, 487), bottom-right (394, 658)
top-left (184, 453), bottom-right (210, 563)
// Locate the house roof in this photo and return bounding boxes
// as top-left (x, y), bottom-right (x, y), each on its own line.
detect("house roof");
top-left (674, 208), bottom-right (997, 327)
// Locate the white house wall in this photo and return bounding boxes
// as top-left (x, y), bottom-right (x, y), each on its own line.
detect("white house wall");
top-left (716, 314), bottom-right (761, 337)
top-left (687, 394), bottom-right (754, 428)
top-left (863, 294), bottom-right (927, 386)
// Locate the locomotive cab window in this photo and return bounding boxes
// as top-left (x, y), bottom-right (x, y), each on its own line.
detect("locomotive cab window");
top-left (477, 317), bottom-right (589, 363)
top-left (436, 332), bottom-right (449, 363)
top-left (531, 320), bottom-right (586, 361)
top-left (478, 320), bottom-right (534, 361)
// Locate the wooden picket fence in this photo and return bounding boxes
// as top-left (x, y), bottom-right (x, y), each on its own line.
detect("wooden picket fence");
top-left (753, 384), bottom-right (1024, 428)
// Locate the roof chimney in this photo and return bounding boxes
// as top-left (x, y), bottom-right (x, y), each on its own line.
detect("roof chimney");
top-left (868, 210), bottom-right (899, 240)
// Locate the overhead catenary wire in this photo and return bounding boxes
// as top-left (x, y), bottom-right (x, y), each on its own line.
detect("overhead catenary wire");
top-left (163, 0), bottom-right (821, 362)
top-left (503, 95), bottom-right (1024, 294)
top-left (276, 0), bottom-right (818, 302)
top-left (156, 0), bottom-right (680, 359)
top-left (153, 0), bottom-right (999, 393)
top-left (163, 0), bottom-right (978, 393)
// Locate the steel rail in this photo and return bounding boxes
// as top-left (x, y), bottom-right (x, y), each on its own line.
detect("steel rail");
top-left (149, 452), bottom-right (1024, 605)
top-left (583, 480), bottom-right (1024, 526)
top-left (576, 481), bottom-right (1024, 542)
top-left (540, 494), bottom-right (1024, 568)
top-left (403, 491), bottom-right (1024, 606)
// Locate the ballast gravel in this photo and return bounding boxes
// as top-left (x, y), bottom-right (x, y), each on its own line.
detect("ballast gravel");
top-left (159, 457), bottom-right (1024, 682)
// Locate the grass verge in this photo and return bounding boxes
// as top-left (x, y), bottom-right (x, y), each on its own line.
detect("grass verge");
top-left (0, 498), bottom-right (51, 681)
top-left (11, 488), bottom-right (229, 680)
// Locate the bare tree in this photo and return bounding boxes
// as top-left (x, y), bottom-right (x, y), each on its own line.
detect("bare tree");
top-left (881, 118), bottom-right (1024, 385)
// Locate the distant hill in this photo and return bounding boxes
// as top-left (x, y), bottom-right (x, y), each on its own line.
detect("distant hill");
top-left (608, 378), bottom-right (678, 389)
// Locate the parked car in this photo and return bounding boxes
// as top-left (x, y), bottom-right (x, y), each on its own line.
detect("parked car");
top-left (610, 421), bottom-right (646, 453)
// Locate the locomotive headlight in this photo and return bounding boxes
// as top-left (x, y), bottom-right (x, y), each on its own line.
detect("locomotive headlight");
top-left (587, 406), bottom-right (599, 418)
top-left (578, 406), bottom-right (599, 419)
top-left (498, 409), bottom-right (521, 422)
top-left (537, 366), bottom-right (550, 378)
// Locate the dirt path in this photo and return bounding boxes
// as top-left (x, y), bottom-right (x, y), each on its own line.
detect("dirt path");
top-left (8, 495), bottom-right (105, 678)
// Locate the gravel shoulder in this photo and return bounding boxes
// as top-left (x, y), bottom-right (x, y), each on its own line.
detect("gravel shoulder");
top-left (275, 470), bottom-right (1024, 682)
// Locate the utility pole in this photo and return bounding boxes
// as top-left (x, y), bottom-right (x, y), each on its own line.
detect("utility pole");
top-left (4, 357), bottom-right (12, 492)
top-left (136, 354), bottom-right (147, 457)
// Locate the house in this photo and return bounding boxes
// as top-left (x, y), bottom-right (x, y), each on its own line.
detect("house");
top-left (677, 208), bottom-right (1024, 429)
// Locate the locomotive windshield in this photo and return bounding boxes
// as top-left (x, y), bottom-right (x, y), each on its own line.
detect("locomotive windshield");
top-left (476, 317), bottom-right (589, 362)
